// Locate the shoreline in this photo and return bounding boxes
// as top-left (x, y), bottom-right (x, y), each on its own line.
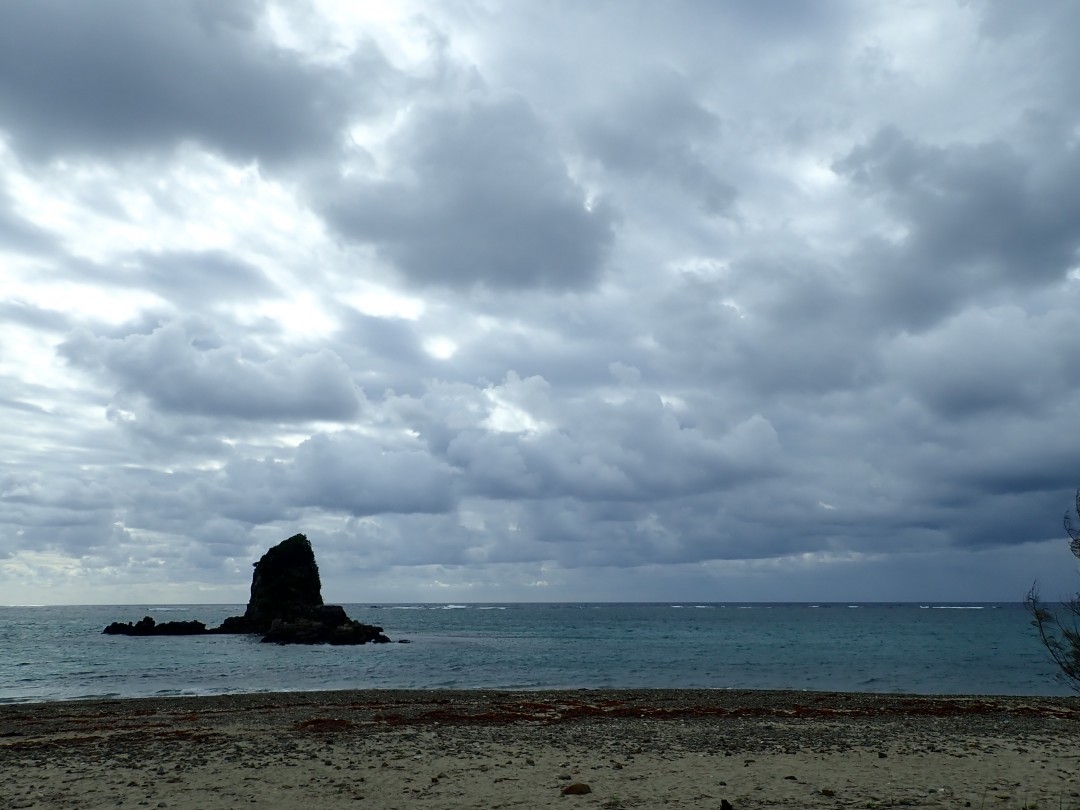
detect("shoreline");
top-left (6, 680), bottom-right (1074, 707)
top-left (4, 685), bottom-right (1078, 713)
top-left (3, 689), bottom-right (1078, 809)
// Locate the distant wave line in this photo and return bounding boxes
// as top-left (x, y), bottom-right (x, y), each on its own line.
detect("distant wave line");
top-left (919, 606), bottom-right (985, 610)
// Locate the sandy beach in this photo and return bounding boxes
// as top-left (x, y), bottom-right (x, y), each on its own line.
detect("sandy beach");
top-left (2, 689), bottom-right (1077, 810)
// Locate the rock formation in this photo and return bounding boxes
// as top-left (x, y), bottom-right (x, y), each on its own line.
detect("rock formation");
top-left (215, 533), bottom-right (323, 634)
top-left (239, 533), bottom-right (325, 632)
top-left (103, 533), bottom-right (390, 645)
top-left (102, 617), bottom-right (208, 636)
top-left (260, 602), bottom-right (390, 646)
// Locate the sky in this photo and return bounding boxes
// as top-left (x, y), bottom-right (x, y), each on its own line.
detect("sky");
top-left (2, 0), bottom-right (1080, 606)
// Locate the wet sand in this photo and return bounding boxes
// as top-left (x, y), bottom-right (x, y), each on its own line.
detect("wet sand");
top-left (2, 689), bottom-right (1078, 809)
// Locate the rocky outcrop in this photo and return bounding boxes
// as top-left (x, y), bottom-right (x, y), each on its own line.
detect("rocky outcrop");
top-left (102, 617), bottom-right (208, 636)
top-left (261, 604), bottom-right (391, 645)
top-left (217, 534), bottom-right (390, 644)
top-left (102, 533), bottom-right (390, 645)
top-left (239, 533), bottom-right (325, 633)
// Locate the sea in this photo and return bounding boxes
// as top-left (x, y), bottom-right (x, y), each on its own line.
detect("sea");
top-left (0, 602), bottom-right (1073, 704)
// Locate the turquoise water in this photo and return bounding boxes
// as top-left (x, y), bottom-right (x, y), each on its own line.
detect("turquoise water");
top-left (0, 602), bottom-right (1071, 703)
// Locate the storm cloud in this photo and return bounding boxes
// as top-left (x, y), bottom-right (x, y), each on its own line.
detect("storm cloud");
top-left (1, 0), bottom-right (1079, 605)
top-left (320, 96), bottom-right (615, 290)
top-left (0, 0), bottom-right (385, 164)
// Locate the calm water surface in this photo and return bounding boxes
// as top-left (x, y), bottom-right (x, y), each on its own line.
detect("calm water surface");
top-left (0, 602), bottom-right (1070, 703)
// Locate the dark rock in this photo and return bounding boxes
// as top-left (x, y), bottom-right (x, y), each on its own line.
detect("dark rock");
top-left (216, 615), bottom-right (252, 634)
top-left (219, 534), bottom-right (390, 644)
top-left (104, 532), bottom-right (391, 644)
top-left (262, 618), bottom-right (390, 645)
top-left (241, 533), bottom-right (324, 633)
top-left (102, 618), bottom-right (143, 635)
top-left (561, 783), bottom-right (592, 795)
top-left (102, 616), bottom-right (208, 636)
top-left (318, 604), bottom-right (350, 628)
top-left (152, 619), bottom-right (209, 635)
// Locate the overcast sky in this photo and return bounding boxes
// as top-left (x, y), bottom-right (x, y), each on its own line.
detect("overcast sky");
top-left (2, 0), bottom-right (1080, 605)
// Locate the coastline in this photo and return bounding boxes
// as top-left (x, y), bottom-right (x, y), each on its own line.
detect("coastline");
top-left (3, 689), bottom-right (1078, 809)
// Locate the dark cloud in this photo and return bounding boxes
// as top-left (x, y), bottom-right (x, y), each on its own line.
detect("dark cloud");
top-left (290, 432), bottom-right (457, 516)
top-left (577, 69), bottom-right (737, 216)
top-left (977, 0), bottom-right (1080, 58)
top-left (883, 305), bottom-right (1080, 419)
top-left (131, 431), bottom-right (458, 527)
top-left (0, 469), bottom-right (124, 555)
top-left (319, 97), bottom-right (615, 290)
top-left (719, 0), bottom-right (849, 34)
top-left (641, 268), bottom-right (875, 399)
top-left (441, 389), bottom-right (781, 503)
top-left (0, 0), bottom-right (385, 164)
top-left (836, 126), bottom-right (1080, 329)
top-left (3, 1), bottom-right (1080, 603)
top-left (102, 402), bottom-right (242, 461)
top-left (59, 321), bottom-right (362, 421)
top-left (329, 308), bottom-right (433, 397)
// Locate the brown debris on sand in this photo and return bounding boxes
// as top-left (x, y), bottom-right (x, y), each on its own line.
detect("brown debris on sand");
top-left (2, 689), bottom-right (1077, 809)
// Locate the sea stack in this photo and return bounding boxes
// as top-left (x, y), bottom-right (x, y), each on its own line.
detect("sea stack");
top-left (105, 533), bottom-right (390, 645)
top-left (220, 533), bottom-right (390, 645)
top-left (219, 533), bottom-right (325, 634)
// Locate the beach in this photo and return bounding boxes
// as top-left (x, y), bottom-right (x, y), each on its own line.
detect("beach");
top-left (2, 689), bottom-right (1077, 810)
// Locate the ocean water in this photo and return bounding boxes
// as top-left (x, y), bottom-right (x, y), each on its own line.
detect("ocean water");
top-left (0, 602), bottom-right (1072, 704)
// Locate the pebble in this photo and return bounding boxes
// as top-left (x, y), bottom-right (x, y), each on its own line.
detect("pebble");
top-left (561, 783), bottom-right (592, 795)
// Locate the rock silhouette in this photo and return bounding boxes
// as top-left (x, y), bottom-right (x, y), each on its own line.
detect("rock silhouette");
top-left (102, 617), bottom-right (208, 636)
top-left (104, 533), bottom-right (390, 645)
top-left (242, 533), bottom-right (325, 632)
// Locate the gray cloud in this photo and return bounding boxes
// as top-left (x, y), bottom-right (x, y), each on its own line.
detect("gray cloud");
top-left (440, 385), bottom-right (781, 503)
top-left (53, 250), bottom-right (282, 313)
top-left (0, 0), bottom-right (384, 164)
top-left (0, 397), bottom-right (51, 416)
top-left (3, 1), bottom-right (1080, 603)
top-left (883, 305), bottom-right (1080, 419)
top-left (0, 188), bottom-right (57, 255)
top-left (131, 430), bottom-right (457, 528)
top-left (130, 250), bottom-right (280, 306)
top-left (0, 300), bottom-right (73, 333)
top-left (319, 96), bottom-right (615, 290)
top-left (577, 69), bottom-right (737, 216)
top-left (836, 126), bottom-right (1080, 329)
top-left (290, 432), bottom-right (457, 516)
top-left (329, 308), bottom-right (434, 397)
top-left (59, 321), bottom-right (362, 421)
